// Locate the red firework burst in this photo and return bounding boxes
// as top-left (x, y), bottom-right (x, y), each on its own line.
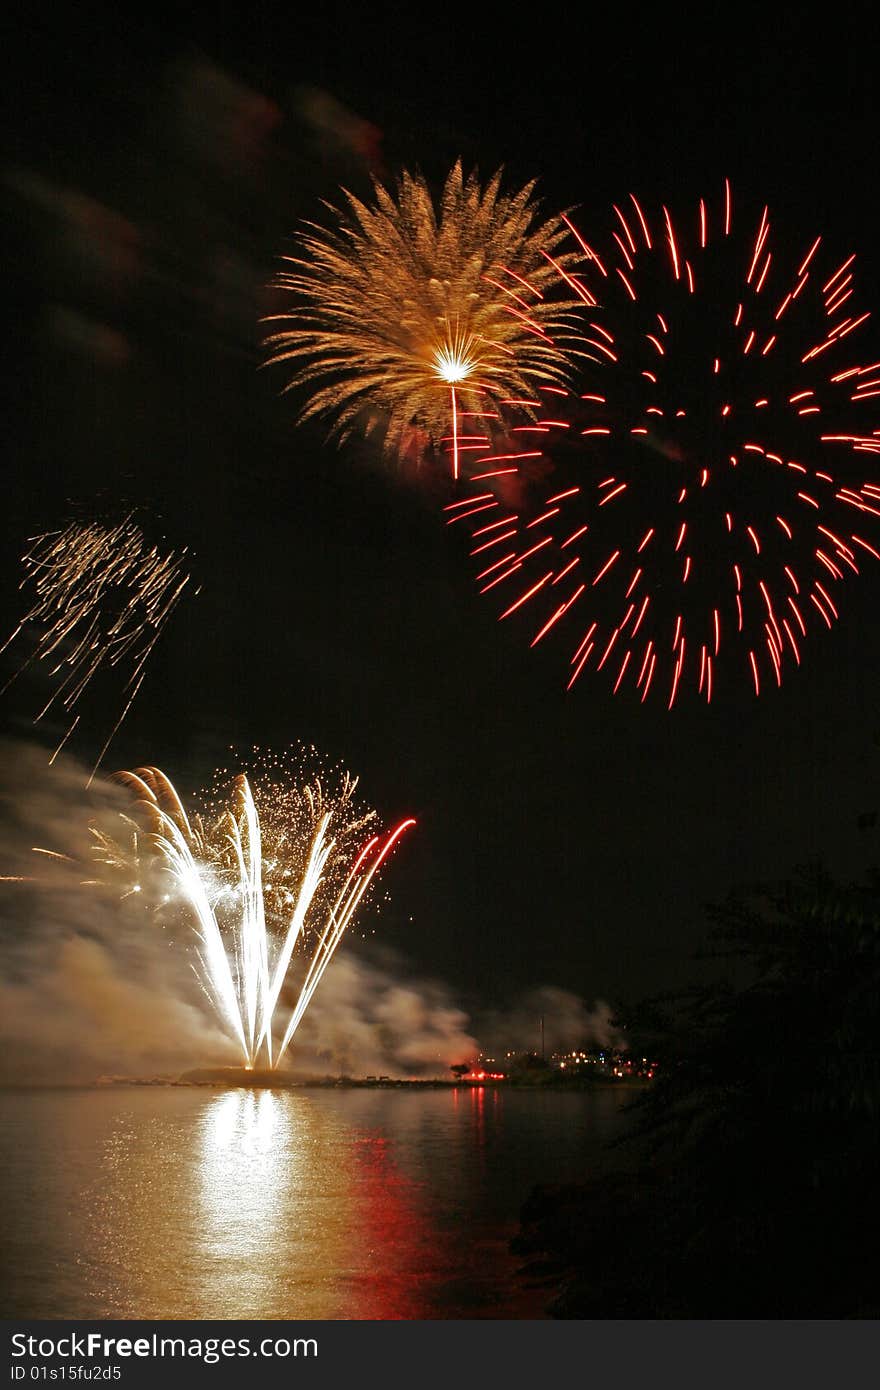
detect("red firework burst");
top-left (445, 184), bottom-right (880, 705)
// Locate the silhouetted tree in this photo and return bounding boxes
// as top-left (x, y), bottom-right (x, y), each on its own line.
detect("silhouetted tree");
top-left (519, 862), bottom-right (880, 1317)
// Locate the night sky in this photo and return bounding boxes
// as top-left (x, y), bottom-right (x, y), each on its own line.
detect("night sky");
top-left (5, 4), bottom-right (880, 1024)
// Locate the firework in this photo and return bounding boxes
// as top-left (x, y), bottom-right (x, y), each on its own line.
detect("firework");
top-left (1, 518), bottom-right (193, 771)
top-left (104, 754), bottom-right (414, 1069)
top-left (447, 184), bottom-right (880, 703)
top-left (263, 162), bottom-right (580, 474)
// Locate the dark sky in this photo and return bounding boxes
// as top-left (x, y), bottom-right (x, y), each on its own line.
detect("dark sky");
top-left (4, 3), bottom-right (880, 1020)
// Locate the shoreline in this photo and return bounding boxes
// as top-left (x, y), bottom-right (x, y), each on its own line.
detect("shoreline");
top-left (0, 1070), bottom-right (647, 1092)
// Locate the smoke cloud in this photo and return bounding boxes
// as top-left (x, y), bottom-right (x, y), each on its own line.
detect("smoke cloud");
top-left (475, 987), bottom-right (625, 1059)
top-left (282, 949), bottom-right (478, 1078)
top-left (0, 740), bottom-right (233, 1083)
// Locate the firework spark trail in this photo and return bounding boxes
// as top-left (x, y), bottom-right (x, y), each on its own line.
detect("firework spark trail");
top-left (263, 163), bottom-right (583, 470)
top-left (254, 811), bottom-right (335, 1065)
top-left (103, 758), bottom-right (414, 1069)
top-left (447, 184), bottom-right (880, 703)
top-left (1, 519), bottom-right (193, 774)
top-left (152, 809), bottom-right (251, 1061)
top-left (275, 815), bottom-right (415, 1064)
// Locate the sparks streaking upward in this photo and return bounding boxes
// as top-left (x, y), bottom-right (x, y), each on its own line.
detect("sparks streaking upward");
top-left (446, 184), bottom-right (880, 704)
top-left (263, 163), bottom-right (579, 474)
top-left (105, 755), bottom-right (414, 1069)
top-left (1, 519), bottom-right (193, 773)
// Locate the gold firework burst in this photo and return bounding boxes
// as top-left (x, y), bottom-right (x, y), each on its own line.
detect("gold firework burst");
top-left (264, 162), bottom-right (581, 469)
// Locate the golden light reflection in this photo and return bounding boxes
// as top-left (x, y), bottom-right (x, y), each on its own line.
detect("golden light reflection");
top-left (206, 1088), bottom-right (278, 1156)
top-left (7, 1088), bottom-right (539, 1319)
top-left (197, 1091), bottom-right (295, 1271)
top-left (194, 1091), bottom-right (445, 1319)
top-left (195, 1090), bottom-right (365, 1318)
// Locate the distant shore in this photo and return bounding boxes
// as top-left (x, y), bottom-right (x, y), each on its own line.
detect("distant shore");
top-left (1, 1068), bottom-right (646, 1091)
top-left (128, 1067), bottom-right (646, 1090)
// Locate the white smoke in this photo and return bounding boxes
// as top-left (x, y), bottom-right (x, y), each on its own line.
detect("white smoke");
top-left (0, 740), bottom-right (237, 1082)
top-left (281, 950), bottom-right (479, 1078)
top-left (476, 986), bottom-right (625, 1058)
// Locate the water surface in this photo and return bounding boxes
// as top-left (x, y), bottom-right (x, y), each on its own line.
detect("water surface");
top-left (0, 1085), bottom-right (629, 1319)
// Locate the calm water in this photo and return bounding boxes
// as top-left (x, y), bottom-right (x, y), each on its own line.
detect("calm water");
top-left (0, 1085), bottom-right (629, 1320)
